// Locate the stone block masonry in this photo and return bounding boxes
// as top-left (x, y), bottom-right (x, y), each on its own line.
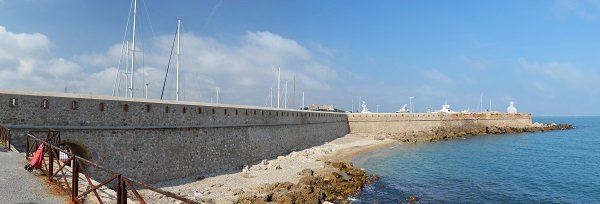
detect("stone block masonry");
top-left (0, 90), bottom-right (349, 183)
top-left (0, 90), bottom-right (533, 183)
top-left (347, 112), bottom-right (532, 142)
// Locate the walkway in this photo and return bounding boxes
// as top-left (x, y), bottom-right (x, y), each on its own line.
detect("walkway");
top-left (0, 146), bottom-right (68, 204)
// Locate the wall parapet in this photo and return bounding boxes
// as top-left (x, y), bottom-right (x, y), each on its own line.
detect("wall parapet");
top-left (0, 90), bottom-right (347, 128)
top-left (346, 112), bottom-right (531, 122)
top-left (0, 90), bottom-right (350, 184)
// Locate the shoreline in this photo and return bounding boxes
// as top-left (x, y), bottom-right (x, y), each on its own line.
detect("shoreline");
top-left (141, 123), bottom-right (572, 203)
top-left (141, 133), bottom-right (398, 203)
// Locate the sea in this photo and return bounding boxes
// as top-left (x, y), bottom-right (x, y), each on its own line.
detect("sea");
top-left (352, 117), bottom-right (600, 204)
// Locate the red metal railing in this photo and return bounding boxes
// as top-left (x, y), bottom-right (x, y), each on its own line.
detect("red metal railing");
top-left (0, 126), bottom-right (10, 151)
top-left (25, 131), bottom-right (199, 204)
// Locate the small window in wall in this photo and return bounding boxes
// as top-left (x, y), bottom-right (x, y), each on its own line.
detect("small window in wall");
top-left (269, 111), bottom-right (271, 116)
top-left (235, 109), bottom-right (238, 115)
top-left (145, 104), bottom-right (151, 112)
top-left (41, 99), bottom-right (49, 109)
top-left (165, 106), bottom-right (170, 113)
top-left (198, 107), bottom-right (202, 114)
top-left (71, 101), bottom-right (78, 110)
top-left (123, 104), bottom-right (129, 112)
top-left (182, 107), bottom-right (187, 114)
top-left (99, 103), bottom-right (105, 111)
top-left (9, 98), bottom-right (17, 107)
top-left (245, 110), bottom-right (248, 115)
top-left (212, 108), bottom-right (215, 115)
top-left (224, 109), bottom-right (228, 115)
top-left (254, 110), bottom-right (257, 115)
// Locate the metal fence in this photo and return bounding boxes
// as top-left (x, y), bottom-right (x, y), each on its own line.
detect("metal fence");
top-left (0, 126), bottom-right (10, 151)
top-left (25, 131), bottom-right (199, 204)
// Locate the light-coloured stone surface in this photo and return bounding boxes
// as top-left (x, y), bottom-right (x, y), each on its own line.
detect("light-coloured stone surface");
top-left (347, 112), bottom-right (532, 140)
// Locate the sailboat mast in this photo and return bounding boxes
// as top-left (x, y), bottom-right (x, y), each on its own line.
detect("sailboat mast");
top-left (129, 0), bottom-right (138, 98)
top-left (277, 67), bottom-right (281, 109)
top-left (176, 18), bottom-right (181, 101)
top-left (302, 91), bottom-right (305, 110)
top-left (284, 80), bottom-right (288, 109)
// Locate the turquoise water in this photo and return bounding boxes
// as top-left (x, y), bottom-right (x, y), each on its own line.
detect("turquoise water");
top-left (354, 117), bottom-right (600, 203)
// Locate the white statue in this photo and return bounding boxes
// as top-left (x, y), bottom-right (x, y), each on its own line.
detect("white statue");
top-left (507, 101), bottom-right (517, 114)
top-left (360, 101), bottom-right (371, 113)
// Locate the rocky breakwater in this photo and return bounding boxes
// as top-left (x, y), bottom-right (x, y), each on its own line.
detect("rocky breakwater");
top-left (385, 122), bottom-right (574, 143)
top-left (237, 161), bottom-right (377, 204)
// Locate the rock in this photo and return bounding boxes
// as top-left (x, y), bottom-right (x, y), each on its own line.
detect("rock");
top-left (200, 198), bottom-right (214, 203)
top-left (193, 190), bottom-right (203, 197)
top-left (242, 165), bottom-right (250, 173)
top-left (322, 201), bottom-right (334, 204)
top-left (250, 165), bottom-right (263, 171)
top-left (261, 159), bottom-right (269, 165)
top-left (232, 189), bottom-right (244, 196)
top-left (237, 160), bottom-right (379, 204)
top-left (298, 168), bottom-right (314, 176)
top-left (408, 195), bottom-right (419, 203)
top-left (210, 183), bottom-right (224, 188)
top-left (216, 200), bottom-right (235, 204)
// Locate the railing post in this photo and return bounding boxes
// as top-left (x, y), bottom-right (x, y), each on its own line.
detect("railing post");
top-left (48, 146), bottom-right (54, 182)
top-left (117, 174), bottom-right (127, 204)
top-left (71, 159), bottom-right (79, 203)
top-left (6, 129), bottom-right (9, 151)
top-left (25, 134), bottom-right (29, 159)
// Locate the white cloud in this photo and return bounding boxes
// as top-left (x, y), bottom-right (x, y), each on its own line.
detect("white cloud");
top-left (518, 59), bottom-right (600, 86)
top-left (421, 69), bottom-right (453, 84)
top-left (0, 25), bottom-right (336, 106)
top-left (458, 56), bottom-right (490, 70)
top-left (554, 0), bottom-right (600, 20)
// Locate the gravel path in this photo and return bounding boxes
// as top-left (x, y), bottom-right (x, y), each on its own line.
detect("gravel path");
top-left (0, 147), bottom-right (68, 204)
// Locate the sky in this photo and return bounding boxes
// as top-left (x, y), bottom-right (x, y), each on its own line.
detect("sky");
top-left (1, 0), bottom-right (599, 116)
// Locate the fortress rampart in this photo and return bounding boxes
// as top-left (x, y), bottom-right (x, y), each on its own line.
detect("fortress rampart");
top-left (0, 90), bottom-right (349, 183)
top-left (0, 90), bottom-right (532, 183)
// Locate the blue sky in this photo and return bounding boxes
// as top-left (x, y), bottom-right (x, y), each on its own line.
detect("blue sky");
top-left (1, 0), bottom-right (599, 116)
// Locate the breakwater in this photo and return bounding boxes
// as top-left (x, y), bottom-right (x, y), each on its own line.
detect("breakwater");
top-left (348, 113), bottom-right (536, 142)
top-left (0, 90), bottom-right (548, 184)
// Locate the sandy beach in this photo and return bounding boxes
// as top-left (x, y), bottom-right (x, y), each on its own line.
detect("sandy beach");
top-left (140, 133), bottom-right (398, 203)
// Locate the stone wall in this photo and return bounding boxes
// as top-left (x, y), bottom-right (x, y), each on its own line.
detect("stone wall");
top-left (0, 90), bottom-right (349, 183)
top-left (347, 112), bottom-right (532, 142)
top-left (0, 90), bottom-right (533, 183)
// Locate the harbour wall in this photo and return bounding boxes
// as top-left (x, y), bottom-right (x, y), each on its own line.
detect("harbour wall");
top-left (347, 112), bottom-right (532, 142)
top-left (0, 90), bottom-right (349, 183)
top-left (0, 90), bottom-right (532, 183)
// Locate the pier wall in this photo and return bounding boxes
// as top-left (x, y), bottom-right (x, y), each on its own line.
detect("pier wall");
top-left (348, 113), bottom-right (532, 142)
top-left (0, 90), bottom-right (532, 183)
top-left (0, 90), bottom-right (349, 183)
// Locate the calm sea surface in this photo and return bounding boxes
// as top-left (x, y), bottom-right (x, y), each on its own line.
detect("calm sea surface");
top-left (353, 117), bottom-right (600, 203)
